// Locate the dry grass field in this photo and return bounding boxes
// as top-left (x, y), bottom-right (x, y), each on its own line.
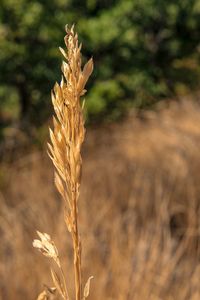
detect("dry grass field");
top-left (1, 99), bottom-right (200, 299)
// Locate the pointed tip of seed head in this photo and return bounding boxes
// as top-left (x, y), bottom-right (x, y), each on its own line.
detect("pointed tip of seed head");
top-left (71, 24), bottom-right (75, 32)
top-left (59, 47), bottom-right (67, 60)
top-left (65, 24), bottom-right (68, 32)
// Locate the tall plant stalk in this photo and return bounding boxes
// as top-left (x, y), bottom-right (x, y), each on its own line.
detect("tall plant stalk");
top-left (33, 25), bottom-right (93, 300)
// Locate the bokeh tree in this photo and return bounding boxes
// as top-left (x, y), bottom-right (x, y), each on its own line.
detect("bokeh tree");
top-left (0, 0), bottom-right (72, 126)
top-left (79, 0), bottom-right (200, 121)
top-left (0, 0), bottom-right (200, 131)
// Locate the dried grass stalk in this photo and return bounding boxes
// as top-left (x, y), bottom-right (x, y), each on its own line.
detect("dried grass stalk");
top-left (33, 25), bottom-right (93, 300)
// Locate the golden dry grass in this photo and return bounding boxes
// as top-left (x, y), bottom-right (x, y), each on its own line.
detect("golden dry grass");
top-left (1, 99), bottom-right (200, 299)
top-left (33, 25), bottom-right (93, 300)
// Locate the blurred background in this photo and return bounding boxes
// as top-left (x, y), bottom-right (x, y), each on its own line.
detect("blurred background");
top-left (1, 0), bottom-right (200, 299)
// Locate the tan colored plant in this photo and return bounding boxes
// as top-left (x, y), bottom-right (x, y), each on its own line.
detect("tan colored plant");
top-left (33, 25), bottom-right (93, 300)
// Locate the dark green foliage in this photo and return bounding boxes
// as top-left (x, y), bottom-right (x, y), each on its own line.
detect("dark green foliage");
top-left (0, 0), bottom-right (200, 130)
top-left (80, 0), bottom-right (200, 122)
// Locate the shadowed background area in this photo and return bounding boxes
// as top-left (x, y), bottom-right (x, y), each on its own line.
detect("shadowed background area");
top-left (1, 1), bottom-right (200, 299)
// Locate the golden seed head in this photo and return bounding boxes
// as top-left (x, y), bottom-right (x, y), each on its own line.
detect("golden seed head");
top-left (33, 231), bottom-right (60, 267)
top-left (48, 25), bottom-right (93, 209)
